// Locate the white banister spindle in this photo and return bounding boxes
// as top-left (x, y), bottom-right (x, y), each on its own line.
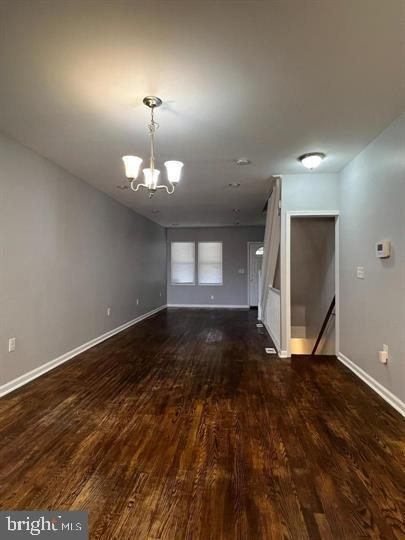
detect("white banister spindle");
top-left (263, 287), bottom-right (281, 352)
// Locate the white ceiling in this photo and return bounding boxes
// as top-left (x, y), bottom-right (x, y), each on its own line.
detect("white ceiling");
top-left (0, 0), bottom-right (404, 227)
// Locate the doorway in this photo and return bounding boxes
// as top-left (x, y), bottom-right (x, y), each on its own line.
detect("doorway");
top-left (287, 215), bottom-right (338, 355)
top-left (248, 242), bottom-right (264, 307)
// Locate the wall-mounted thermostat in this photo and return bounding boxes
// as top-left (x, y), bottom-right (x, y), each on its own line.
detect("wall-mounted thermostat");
top-left (376, 240), bottom-right (391, 258)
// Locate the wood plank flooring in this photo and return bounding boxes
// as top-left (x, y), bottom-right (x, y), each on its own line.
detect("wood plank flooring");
top-left (0, 308), bottom-right (404, 539)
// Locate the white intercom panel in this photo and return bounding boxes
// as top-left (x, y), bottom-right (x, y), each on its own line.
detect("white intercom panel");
top-left (375, 240), bottom-right (391, 258)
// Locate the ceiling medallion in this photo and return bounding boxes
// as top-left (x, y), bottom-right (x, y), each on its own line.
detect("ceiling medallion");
top-left (122, 96), bottom-right (184, 198)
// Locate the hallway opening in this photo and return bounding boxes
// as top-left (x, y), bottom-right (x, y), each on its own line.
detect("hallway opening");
top-left (290, 217), bottom-right (336, 355)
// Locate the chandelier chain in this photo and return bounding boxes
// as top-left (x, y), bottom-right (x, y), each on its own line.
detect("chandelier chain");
top-left (148, 106), bottom-right (160, 171)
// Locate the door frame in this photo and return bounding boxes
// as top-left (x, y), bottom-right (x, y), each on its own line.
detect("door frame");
top-left (285, 211), bottom-right (340, 357)
top-left (247, 241), bottom-right (264, 307)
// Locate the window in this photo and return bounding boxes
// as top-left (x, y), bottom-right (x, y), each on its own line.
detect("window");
top-left (198, 242), bottom-right (223, 285)
top-left (171, 242), bottom-right (195, 284)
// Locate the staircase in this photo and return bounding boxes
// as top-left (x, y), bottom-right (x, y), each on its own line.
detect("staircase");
top-left (290, 298), bottom-right (335, 355)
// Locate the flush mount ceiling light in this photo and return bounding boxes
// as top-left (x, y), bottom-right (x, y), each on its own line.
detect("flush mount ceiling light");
top-left (298, 152), bottom-right (325, 170)
top-left (233, 208), bottom-right (240, 213)
top-left (122, 96), bottom-right (184, 198)
top-left (228, 182), bottom-right (241, 188)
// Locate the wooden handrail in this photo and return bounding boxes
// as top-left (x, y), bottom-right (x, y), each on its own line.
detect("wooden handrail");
top-left (312, 297), bottom-right (335, 355)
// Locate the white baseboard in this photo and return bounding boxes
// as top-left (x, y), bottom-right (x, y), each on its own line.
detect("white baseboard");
top-left (337, 352), bottom-right (405, 417)
top-left (0, 305), bottom-right (167, 398)
top-left (167, 304), bottom-right (249, 309)
top-left (263, 321), bottom-right (281, 353)
top-left (263, 321), bottom-right (288, 359)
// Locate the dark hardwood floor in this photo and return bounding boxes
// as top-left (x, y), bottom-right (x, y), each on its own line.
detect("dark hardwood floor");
top-left (0, 308), bottom-right (404, 539)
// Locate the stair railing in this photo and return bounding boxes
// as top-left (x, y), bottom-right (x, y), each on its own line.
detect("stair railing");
top-left (311, 297), bottom-right (335, 355)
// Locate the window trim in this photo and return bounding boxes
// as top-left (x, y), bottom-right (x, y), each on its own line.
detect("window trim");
top-left (197, 241), bottom-right (223, 286)
top-left (170, 241), bottom-right (196, 286)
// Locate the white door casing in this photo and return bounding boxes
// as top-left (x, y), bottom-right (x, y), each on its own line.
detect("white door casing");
top-left (248, 242), bottom-right (264, 307)
top-left (283, 210), bottom-right (340, 358)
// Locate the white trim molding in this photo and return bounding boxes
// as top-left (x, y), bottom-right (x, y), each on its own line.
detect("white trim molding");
top-left (0, 305), bottom-right (167, 398)
top-left (338, 352), bottom-right (405, 417)
top-left (167, 304), bottom-right (249, 309)
top-left (247, 241), bottom-right (264, 308)
top-left (284, 210), bottom-right (340, 357)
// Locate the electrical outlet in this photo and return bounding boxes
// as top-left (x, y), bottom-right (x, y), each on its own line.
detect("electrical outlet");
top-left (159, 291), bottom-right (162, 297)
top-left (210, 295), bottom-right (214, 300)
top-left (107, 307), bottom-right (111, 317)
top-left (136, 298), bottom-right (139, 305)
top-left (8, 338), bottom-right (16, 353)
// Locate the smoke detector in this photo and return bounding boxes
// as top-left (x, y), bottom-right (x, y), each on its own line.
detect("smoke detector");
top-left (233, 158), bottom-right (251, 166)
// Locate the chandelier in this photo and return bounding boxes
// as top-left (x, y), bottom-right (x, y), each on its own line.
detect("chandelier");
top-left (122, 96), bottom-right (183, 198)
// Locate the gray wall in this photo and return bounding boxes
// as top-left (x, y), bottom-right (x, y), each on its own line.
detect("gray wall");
top-left (0, 133), bottom-right (166, 387)
top-left (339, 113), bottom-right (405, 403)
top-left (280, 173), bottom-right (339, 352)
top-left (281, 173), bottom-right (340, 213)
top-left (167, 227), bottom-right (264, 306)
top-left (280, 115), bottom-right (405, 405)
top-left (291, 217), bottom-right (335, 354)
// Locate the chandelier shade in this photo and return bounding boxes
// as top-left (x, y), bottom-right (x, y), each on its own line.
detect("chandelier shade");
top-left (164, 160), bottom-right (183, 184)
top-left (122, 155), bottom-right (142, 179)
top-left (121, 97), bottom-right (184, 197)
top-left (143, 168), bottom-right (160, 189)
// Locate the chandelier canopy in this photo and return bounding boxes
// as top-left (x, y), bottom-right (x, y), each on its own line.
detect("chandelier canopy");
top-left (122, 96), bottom-right (183, 197)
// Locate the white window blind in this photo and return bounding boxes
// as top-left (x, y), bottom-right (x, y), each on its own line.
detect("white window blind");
top-left (198, 242), bottom-right (223, 285)
top-left (171, 242), bottom-right (195, 284)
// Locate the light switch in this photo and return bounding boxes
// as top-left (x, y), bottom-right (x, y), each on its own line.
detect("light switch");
top-left (356, 266), bottom-right (365, 279)
top-left (379, 344), bottom-right (388, 364)
top-left (8, 338), bottom-right (16, 352)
